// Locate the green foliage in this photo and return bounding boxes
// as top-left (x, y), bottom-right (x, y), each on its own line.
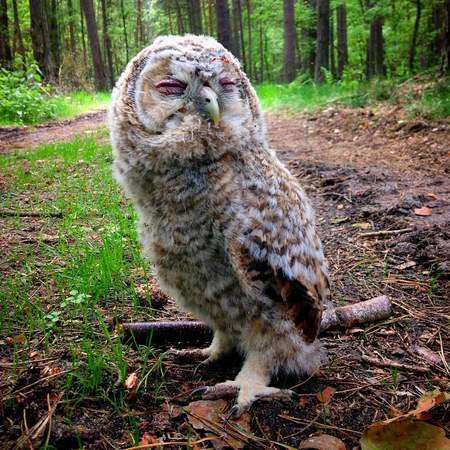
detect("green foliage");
top-left (0, 65), bottom-right (56, 125)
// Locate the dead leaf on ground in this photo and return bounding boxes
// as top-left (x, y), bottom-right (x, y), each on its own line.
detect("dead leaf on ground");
top-left (299, 434), bottom-right (346, 449)
top-left (360, 420), bottom-right (450, 450)
top-left (427, 192), bottom-right (439, 200)
top-left (352, 222), bottom-right (372, 229)
top-left (396, 260), bottom-right (416, 270)
top-left (413, 206), bottom-right (433, 216)
top-left (360, 390), bottom-right (450, 450)
top-left (125, 372), bottom-right (138, 399)
top-left (410, 345), bottom-right (442, 366)
top-left (185, 399), bottom-right (251, 449)
top-left (316, 386), bottom-right (336, 404)
top-left (139, 432), bottom-right (159, 446)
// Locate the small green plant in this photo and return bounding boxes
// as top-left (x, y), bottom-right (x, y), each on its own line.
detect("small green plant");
top-left (0, 65), bottom-right (56, 125)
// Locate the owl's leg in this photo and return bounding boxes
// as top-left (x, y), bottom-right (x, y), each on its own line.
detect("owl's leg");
top-left (169, 329), bottom-right (234, 365)
top-left (194, 351), bottom-right (295, 416)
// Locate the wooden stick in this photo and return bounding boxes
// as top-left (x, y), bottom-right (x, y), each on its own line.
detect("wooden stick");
top-left (121, 295), bottom-right (391, 346)
top-left (359, 228), bottom-right (413, 238)
top-left (360, 354), bottom-right (430, 374)
top-left (0, 209), bottom-right (63, 218)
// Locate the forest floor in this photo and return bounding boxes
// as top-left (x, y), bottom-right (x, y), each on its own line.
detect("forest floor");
top-left (0, 104), bottom-right (449, 449)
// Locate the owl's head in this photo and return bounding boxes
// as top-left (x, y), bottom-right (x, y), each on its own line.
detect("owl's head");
top-left (110, 35), bottom-right (266, 157)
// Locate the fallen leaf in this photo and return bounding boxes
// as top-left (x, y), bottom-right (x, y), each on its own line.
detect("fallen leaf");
top-left (125, 372), bottom-right (138, 398)
top-left (352, 222), bottom-right (372, 229)
top-left (139, 432), bottom-right (159, 446)
top-left (396, 260), bottom-right (416, 270)
top-left (185, 400), bottom-right (251, 449)
top-left (361, 420), bottom-right (450, 450)
top-left (360, 390), bottom-right (450, 450)
top-left (299, 434), bottom-right (346, 449)
top-left (413, 206), bottom-right (432, 216)
top-left (316, 386), bottom-right (336, 404)
top-left (427, 192), bottom-right (439, 200)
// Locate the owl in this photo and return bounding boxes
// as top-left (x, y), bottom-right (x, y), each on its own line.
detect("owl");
top-left (109, 35), bottom-right (330, 416)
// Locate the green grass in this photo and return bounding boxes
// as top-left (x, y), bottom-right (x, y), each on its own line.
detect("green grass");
top-left (0, 90), bottom-right (111, 127)
top-left (256, 82), bottom-right (366, 111)
top-left (256, 78), bottom-right (450, 119)
top-left (0, 134), bottom-right (165, 446)
top-left (50, 91), bottom-right (111, 120)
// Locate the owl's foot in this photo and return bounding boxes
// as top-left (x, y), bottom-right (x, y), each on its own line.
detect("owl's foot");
top-left (191, 381), bottom-right (296, 417)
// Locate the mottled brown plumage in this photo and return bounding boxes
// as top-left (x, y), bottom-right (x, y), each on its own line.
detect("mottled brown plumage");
top-left (109, 35), bottom-right (330, 415)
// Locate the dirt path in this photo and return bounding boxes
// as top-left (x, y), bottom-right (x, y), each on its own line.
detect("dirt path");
top-left (0, 109), bottom-right (107, 153)
top-left (1, 106), bottom-right (448, 449)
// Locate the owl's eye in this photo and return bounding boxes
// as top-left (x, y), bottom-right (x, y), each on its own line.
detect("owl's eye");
top-left (156, 79), bottom-right (187, 96)
top-left (219, 77), bottom-right (236, 90)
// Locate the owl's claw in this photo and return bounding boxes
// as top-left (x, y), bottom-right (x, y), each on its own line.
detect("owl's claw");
top-left (225, 404), bottom-right (244, 421)
top-left (190, 381), bottom-right (240, 400)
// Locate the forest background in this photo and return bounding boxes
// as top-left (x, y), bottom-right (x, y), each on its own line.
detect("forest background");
top-left (0, 0), bottom-right (449, 125)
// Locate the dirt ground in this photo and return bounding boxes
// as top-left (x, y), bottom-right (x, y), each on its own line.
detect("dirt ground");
top-left (0, 110), bottom-right (107, 153)
top-left (0, 106), bottom-right (449, 449)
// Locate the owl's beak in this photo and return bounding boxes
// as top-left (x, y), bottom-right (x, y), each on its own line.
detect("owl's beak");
top-left (198, 86), bottom-right (220, 126)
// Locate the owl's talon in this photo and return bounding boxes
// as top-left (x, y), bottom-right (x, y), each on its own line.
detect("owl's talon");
top-left (224, 404), bottom-right (243, 422)
top-left (190, 386), bottom-right (211, 398)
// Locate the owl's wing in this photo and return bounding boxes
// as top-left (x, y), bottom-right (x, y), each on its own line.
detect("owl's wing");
top-left (227, 182), bottom-right (329, 343)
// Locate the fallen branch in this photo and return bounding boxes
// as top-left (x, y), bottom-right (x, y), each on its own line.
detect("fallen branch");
top-left (360, 354), bottom-right (430, 374)
top-left (0, 209), bottom-right (63, 218)
top-left (359, 228), bottom-right (413, 238)
top-left (121, 295), bottom-right (391, 346)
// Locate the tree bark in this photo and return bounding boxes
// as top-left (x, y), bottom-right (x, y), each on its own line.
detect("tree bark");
top-left (187, 0), bottom-right (203, 34)
top-left (48, 0), bottom-right (61, 80)
top-left (408, 0), bottom-right (421, 71)
top-left (67, 0), bottom-right (76, 55)
top-left (79, 0), bottom-right (87, 67)
top-left (367, 13), bottom-right (385, 78)
top-left (80, 0), bottom-right (108, 90)
top-left (314, 0), bottom-right (330, 83)
top-left (174, 0), bottom-right (185, 34)
top-left (12, 0), bottom-right (26, 68)
top-left (29, 0), bottom-right (56, 81)
top-left (246, 0), bottom-right (252, 79)
top-left (302, 0), bottom-right (316, 78)
top-left (101, 0), bottom-right (114, 88)
top-left (231, 0), bottom-right (242, 60)
top-left (444, 0), bottom-right (450, 73)
top-left (0, 0), bottom-right (12, 67)
top-left (120, 0), bottom-right (129, 61)
top-left (135, 0), bottom-right (144, 48)
top-left (330, 7), bottom-right (336, 78)
top-left (283, 0), bottom-right (297, 82)
top-left (336, 4), bottom-right (348, 78)
top-left (216, 0), bottom-right (234, 53)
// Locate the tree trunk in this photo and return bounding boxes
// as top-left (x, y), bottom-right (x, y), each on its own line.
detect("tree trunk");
top-left (314, 0), bottom-right (330, 83)
top-left (29, 0), bottom-right (56, 81)
top-left (408, 0), bottom-right (421, 71)
top-left (237, 0), bottom-right (246, 70)
top-left (207, 0), bottom-right (213, 35)
top-left (101, 0), bottom-right (114, 88)
top-left (12, 0), bottom-right (26, 68)
top-left (231, 0), bottom-right (242, 60)
top-left (0, 0), bottom-right (12, 67)
top-left (135, 0), bottom-right (144, 48)
top-left (283, 0), bottom-right (297, 82)
top-left (246, 0), bottom-right (252, 79)
top-left (120, 0), bottom-right (129, 61)
top-left (174, 0), bottom-right (185, 34)
top-left (330, 7), bottom-right (336, 78)
top-left (302, 0), bottom-right (316, 78)
top-left (336, 4), bottom-right (348, 78)
top-left (80, 0), bottom-right (87, 67)
top-left (216, 0), bottom-right (234, 53)
top-left (187, 0), bottom-right (203, 34)
top-left (367, 13), bottom-right (385, 78)
top-left (67, 0), bottom-right (76, 55)
top-left (444, 0), bottom-right (450, 73)
top-left (80, 0), bottom-right (108, 90)
top-left (259, 20), bottom-right (263, 82)
top-left (48, 0), bottom-right (60, 80)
